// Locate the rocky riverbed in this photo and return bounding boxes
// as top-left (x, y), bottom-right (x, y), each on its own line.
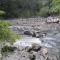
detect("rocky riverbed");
top-left (1, 40), bottom-right (59, 60)
top-left (2, 45), bottom-right (49, 60)
top-left (2, 16), bottom-right (60, 60)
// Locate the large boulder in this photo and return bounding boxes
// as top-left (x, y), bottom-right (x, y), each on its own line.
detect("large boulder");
top-left (26, 43), bottom-right (42, 52)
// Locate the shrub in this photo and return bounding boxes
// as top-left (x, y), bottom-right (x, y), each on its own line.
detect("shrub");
top-left (0, 21), bottom-right (20, 44)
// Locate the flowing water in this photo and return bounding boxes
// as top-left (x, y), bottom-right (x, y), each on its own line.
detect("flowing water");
top-left (13, 31), bottom-right (60, 60)
top-left (12, 24), bottom-right (60, 59)
top-left (6, 19), bottom-right (60, 60)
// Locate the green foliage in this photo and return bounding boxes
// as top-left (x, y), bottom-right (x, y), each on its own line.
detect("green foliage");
top-left (0, 10), bottom-right (5, 16)
top-left (0, 21), bottom-right (20, 44)
top-left (0, 0), bottom-right (60, 17)
top-left (38, 6), bottom-right (50, 17)
top-left (51, 0), bottom-right (60, 14)
top-left (0, 0), bottom-right (48, 17)
top-left (51, 5), bottom-right (60, 14)
top-left (0, 21), bottom-right (10, 28)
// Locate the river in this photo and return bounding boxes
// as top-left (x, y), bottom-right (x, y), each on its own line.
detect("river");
top-left (13, 31), bottom-right (60, 60)
top-left (5, 18), bottom-right (60, 60)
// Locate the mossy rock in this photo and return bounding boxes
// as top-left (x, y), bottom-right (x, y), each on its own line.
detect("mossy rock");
top-left (1, 45), bottom-right (16, 53)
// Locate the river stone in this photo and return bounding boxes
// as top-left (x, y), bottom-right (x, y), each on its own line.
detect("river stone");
top-left (25, 43), bottom-right (42, 52)
top-left (32, 32), bottom-right (36, 37)
top-left (40, 48), bottom-right (48, 55)
top-left (24, 31), bottom-right (32, 35)
top-left (46, 16), bottom-right (60, 23)
top-left (31, 43), bottom-right (42, 52)
top-left (29, 54), bottom-right (36, 60)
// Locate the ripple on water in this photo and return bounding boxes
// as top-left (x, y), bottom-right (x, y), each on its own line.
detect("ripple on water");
top-left (41, 36), bottom-right (57, 47)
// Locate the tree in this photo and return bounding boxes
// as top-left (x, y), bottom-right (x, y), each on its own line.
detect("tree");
top-left (0, 10), bottom-right (5, 16)
top-left (0, 0), bottom-right (50, 18)
top-left (38, 6), bottom-right (50, 17)
top-left (1, 0), bottom-right (60, 17)
top-left (51, 0), bottom-right (60, 14)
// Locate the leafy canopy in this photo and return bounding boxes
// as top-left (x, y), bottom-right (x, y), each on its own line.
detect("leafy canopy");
top-left (0, 10), bottom-right (5, 16)
top-left (51, 0), bottom-right (60, 13)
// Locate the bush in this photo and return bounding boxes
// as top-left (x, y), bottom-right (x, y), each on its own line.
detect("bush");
top-left (0, 21), bottom-right (20, 44)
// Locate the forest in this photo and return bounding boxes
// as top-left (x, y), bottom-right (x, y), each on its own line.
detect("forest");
top-left (0, 0), bottom-right (60, 18)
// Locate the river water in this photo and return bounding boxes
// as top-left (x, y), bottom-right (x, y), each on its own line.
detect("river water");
top-left (13, 31), bottom-right (60, 60)
top-left (6, 19), bottom-right (60, 60)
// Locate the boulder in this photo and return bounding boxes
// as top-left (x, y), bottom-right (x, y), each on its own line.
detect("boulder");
top-left (32, 43), bottom-right (42, 52)
top-left (29, 54), bottom-right (36, 60)
top-left (26, 43), bottom-right (42, 52)
top-left (1, 45), bottom-right (16, 53)
top-left (46, 17), bottom-right (60, 23)
top-left (40, 48), bottom-right (48, 56)
top-left (24, 31), bottom-right (32, 35)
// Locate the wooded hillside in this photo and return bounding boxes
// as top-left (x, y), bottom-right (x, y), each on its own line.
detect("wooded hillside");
top-left (0, 0), bottom-right (60, 18)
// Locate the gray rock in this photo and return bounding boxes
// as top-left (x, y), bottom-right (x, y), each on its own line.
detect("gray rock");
top-left (46, 16), bottom-right (60, 23)
top-left (24, 31), bottom-right (32, 35)
top-left (25, 43), bottom-right (42, 52)
top-left (29, 54), bottom-right (36, 60)
top-left (31, 43), bottom-right (42, 52)
top-left (32, 32), bottom-right (36, 37)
